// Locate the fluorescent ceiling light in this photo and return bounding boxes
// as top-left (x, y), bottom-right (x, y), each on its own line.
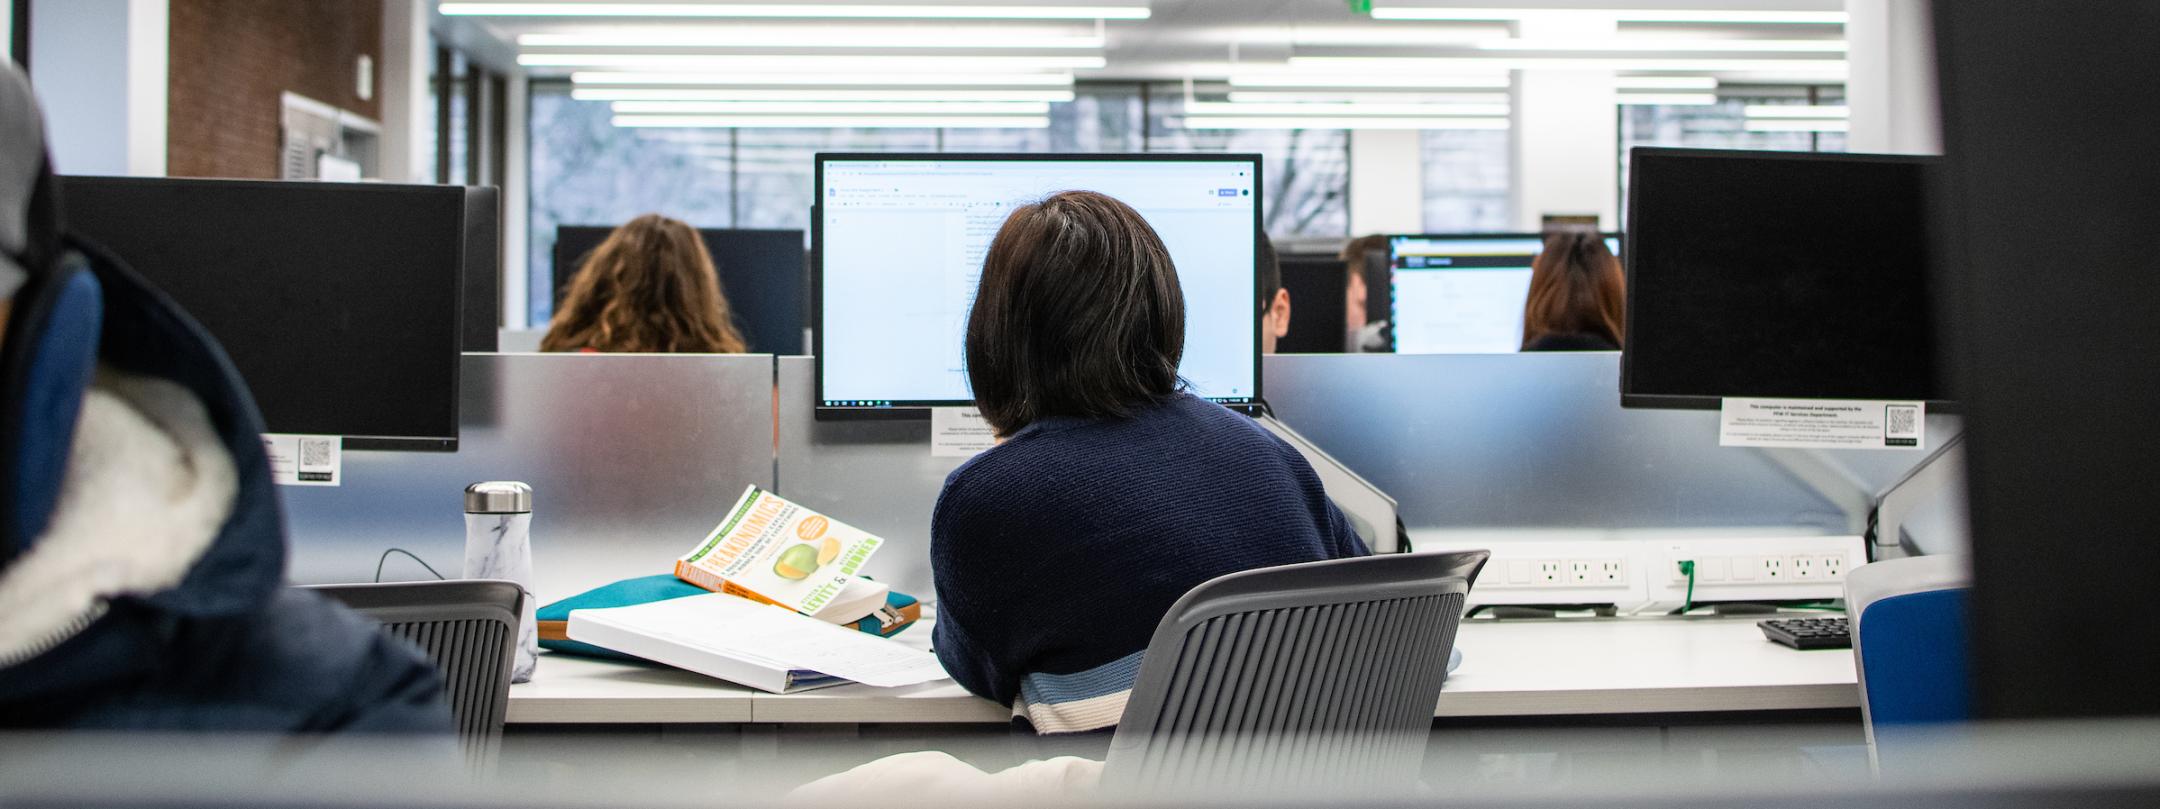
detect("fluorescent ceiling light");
top-left (1615, 76), bottom-right (1717, 89)
top-left (521, 53), bottom-right (1106, 69)
top-left (572, 87), bottom-right (1076, 101)
top-left (1226, 90), bottom-right (1506, 103)
top-left (1174, 115), bottom-right (1509, 131)
top-left (519, 30), bottom-right (1105, 48)
top-left (571, 70), bottom-right (1074, 86)
top-left (1290, 56), bottom-right (1847, 73)
top-left (1370, 7), bottom-right (1847, 24)
top-left (1227, 73), bottom-right (1510, 89)
top-left (1616, 92), bottom-right (1717, 105)
top-left (1184, 101), bottom-right (1509, 117)
top-left (1744, 104), bottom-right (1849, 118)
top-left (1289, 28), bottom-right (1490, 47)
top-left (443, 3), bottom-right (1150, 20)
top-left (1478, 38), bottom-right (1844, 52)
top-left (611, 100), bottom-right (1051, 114)
top-left (1744, 119), bottom-right (1848, 132)
top-left (613, 114), bottom-right (1050, 128)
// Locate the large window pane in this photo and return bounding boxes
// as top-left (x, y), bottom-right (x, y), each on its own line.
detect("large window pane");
top-left (1145, 87), bottom-right (1350, 240)
top-left (731, 128), bottom-right (940, 230)
top-left (1420, 129), bottom-right (1511, 233)
top-left (1618, 87), bottom-right (1848, 222)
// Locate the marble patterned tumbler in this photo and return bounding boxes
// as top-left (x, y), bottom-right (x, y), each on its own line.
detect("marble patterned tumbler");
top-left (464, 481), bottom-right (538, 684)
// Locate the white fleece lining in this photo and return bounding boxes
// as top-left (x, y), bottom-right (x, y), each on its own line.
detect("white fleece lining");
top-left (0, 370), bottom-right (237, 660)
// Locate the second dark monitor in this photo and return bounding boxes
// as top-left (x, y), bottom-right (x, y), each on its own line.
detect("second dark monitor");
top-left (552, 226), bottom-right (806, 355)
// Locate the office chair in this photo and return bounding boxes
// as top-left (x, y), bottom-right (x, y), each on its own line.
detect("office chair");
top-left (1845, 555), bottom-right (1972, 766)
top-left (309, 580), bottom-right (524, 768)
top-left (1103, 551), bottom-right (1486, 798)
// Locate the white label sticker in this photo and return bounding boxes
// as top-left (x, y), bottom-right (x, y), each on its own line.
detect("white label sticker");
top-left (263, 433), bottom-right (343, 486)
top-left (1719, 399), bottom-right (1925, 450)
top-left (930, 407), bottom-right (998, 458)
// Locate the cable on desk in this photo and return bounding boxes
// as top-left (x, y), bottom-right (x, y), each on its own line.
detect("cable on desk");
top-left (1667, 560), bottom-right (1697, 615)
top-left (375, 548), bottom-right (448, 583)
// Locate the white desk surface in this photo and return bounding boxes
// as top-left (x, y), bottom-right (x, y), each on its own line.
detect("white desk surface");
top-left (507, 614), bottom-right (1857, 725)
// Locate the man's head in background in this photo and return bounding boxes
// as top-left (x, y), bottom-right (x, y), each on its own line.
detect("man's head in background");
top-left (1338, 234), bottom-right (1389, 336)
top-left (1258, 232), bottom-right (1290, 354)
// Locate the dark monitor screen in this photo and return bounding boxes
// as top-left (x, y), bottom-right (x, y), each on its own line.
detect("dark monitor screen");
top-left (1276, 254), bottom-right (1349, 353)
top-left (1621, 148), bottom-right (1941, 409)
top-left (60, 177), bottom-right (466, 451)
top-left (552, 226), bottom-right (806, 355)
top-left (1386, 233), bottom-right (1620, 354)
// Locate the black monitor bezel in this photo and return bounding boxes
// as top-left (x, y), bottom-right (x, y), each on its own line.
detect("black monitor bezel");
top-left (1619, 146), bottom-right (1951, 411)
top-left (811, 152), bottom-right (1266, 420)
top-left (58, 175), bottom-right (467, 452)
top-left (1382, 231), bottom-right (1621, 354)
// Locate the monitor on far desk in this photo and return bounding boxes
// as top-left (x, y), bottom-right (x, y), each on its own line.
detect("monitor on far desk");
top-left (553, 226), bottom-right (807, 355)
top-left (813, 153), bottom-right (1263, 417)
top-left (1387, 233), bottom-right (1621, 355)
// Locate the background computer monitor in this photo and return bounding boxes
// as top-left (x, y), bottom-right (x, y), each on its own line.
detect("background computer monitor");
top-left (1620, 148), bottom-right (1941, 409)
top-left (1275, 253), bottom-right (1350, 353)
top-left (813, 153), bottom-right (1262, 416)
top-left (552, 226), bottom-right (807, 355)
top-left (1386, 233), bottom-right (1622, 354)
top-left (61, 177), bottom-right (469, 451)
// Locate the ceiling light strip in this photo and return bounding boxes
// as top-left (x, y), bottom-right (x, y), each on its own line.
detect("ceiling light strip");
top-left (613, 114), bottom-right (1051, 128)
top-left (1743, 104), bottom-right (1850, 118)
top-left (522, 53), bottom-right (1106, 69)
top-left (570, 70), bottom-right (1075, 86)
top-left (443, 3), bottom-right (1150, 20)
top-left (1743, 119), bottom-right (1849, 132)
top-left (1227, 73), bottom-right (1511, 89)
top-left (1174, 116), bottom-right (1510, 130)
top-left (1185, 101), bottom-right (1509, 117)
top-left (1369, 7), bottom-right (1847, 25)
top-left (1616, 93), bottom-right (1718, 105)
top-left (1289, 56), bottom-right (1846, 73)
top-left (520, 31), bottom-right (1107, 49)
top-left (573, 87), bottom-right (1077, 102)
top-left (1614, 76), bottom-right (1718, 90)
top-left (612, 100), bottom-right (1051, 114)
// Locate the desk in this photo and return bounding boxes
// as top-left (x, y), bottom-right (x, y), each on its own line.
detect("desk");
top-left (507, 615), bottom-right (1856, 725)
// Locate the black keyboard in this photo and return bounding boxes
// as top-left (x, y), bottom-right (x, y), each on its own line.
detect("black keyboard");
top-left (1759, 616), bottom-right (1851, 650)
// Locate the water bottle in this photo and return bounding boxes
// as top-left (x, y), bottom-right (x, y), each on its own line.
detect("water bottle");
top-left (464, 481), bottom-right (537, 683)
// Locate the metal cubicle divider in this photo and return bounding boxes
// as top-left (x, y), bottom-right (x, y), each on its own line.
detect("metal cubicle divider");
top-left (281, 353), bottom-right (777, 604)
top-left (1261, 353), bottom-right (1962, 546)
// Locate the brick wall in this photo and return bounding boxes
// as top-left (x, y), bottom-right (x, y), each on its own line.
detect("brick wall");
top-left (166, 0), bottom-right (382, 179)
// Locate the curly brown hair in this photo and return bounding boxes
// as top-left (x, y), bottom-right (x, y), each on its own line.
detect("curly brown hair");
top-left (540, 214), bottom-right (748, 354)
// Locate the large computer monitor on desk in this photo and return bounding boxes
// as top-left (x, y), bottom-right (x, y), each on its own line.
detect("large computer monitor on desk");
top-left (60, 177), bottom-right (472, 451)
top-left (1621, 148), bottom-right (1943, 409)
top-left (813, 153), bottom-right (1263, 417)
top-left (1275, 253), bottom-right (1350, 353)
top-left (553, 226), bottom-right (807, 355)
top-left (1386, 233), bottom-right (1621, 354)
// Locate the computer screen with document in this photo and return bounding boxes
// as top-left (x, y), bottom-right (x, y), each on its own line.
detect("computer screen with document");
top-left (1387, 233), bottom-right (1621, 354)
top-left (814, 154), bottom-right (1262, 416)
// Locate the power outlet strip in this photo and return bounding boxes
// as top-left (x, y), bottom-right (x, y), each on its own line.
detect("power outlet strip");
top-left (1646, 535), bottom-right (1867, 606)
top-left (1432, 534), bottom-right (1865, 610)
top-left (1462, 540), bottom-right (1648, 607)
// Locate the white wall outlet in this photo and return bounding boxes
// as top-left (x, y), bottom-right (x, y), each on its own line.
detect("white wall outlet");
top-left (1646, 536), bottom-right (1865, 606)
top-left (1455, 541), bottom-right (1651, 607)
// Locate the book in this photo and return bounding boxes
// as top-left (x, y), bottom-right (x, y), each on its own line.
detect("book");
top-left (565, 593), bottom-right (947, 694)
top-left (674, 486), bottom-right (889, 623)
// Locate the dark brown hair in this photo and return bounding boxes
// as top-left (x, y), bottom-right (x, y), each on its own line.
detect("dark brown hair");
top-left (965, 191), bottom-right (1184, 436)
top-left (1522, 229), bottom-right (1626, 349)
top-left (540, 214), bottom-right (748, 354)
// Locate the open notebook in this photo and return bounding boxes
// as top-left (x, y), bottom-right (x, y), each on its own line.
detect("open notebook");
top-left (566, 593), bottom-right (948, 694)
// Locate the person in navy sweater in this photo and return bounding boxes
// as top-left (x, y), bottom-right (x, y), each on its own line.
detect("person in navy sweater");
top-left (930, 190), bottom-right (1370, 735)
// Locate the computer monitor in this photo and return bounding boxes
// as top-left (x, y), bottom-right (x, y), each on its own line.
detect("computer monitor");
top-left (552, 226), bottom-right (807, 355)
top-left (813, 153), bottom-right (1262, 416)
top-left (60, 177), bottom-right (469, 451)
top-left (1275, 254), bottom-right (1350, 353)
top-left (1621, 148), bottom-right (1942, 409)
top-left (1386, 233), bottom-right (1622, 354)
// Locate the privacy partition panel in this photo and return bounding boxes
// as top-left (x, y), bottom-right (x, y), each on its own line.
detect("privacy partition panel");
top-left (282, 353), bottom-right (777, 603)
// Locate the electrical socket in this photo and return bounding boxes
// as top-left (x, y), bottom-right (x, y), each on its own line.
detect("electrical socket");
top-left (1791, 555), bottom-right (1818, 579)
top-left (1597, 559), bottom-right (1626, 584)
top-left (1535, 560), bottom-right (1563, 585)
top-left (1820, 554), bottom-right (1846, 579)
top-left (1761, 556), bottom-right (1786, 581)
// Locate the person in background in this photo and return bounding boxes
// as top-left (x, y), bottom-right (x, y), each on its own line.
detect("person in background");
top-left (0, 63), bottom-right (450, 733)
top-left (1258, 233), bottom-right (1291, 354)
top-left (540, 214), bottom-right (749, 354)
top-left (932, 191), bottom-right (1369, 736)
top-left (1339, 234), bottom-right (1391, 352)
top-left (1521, 229), bottom-right (1626, 352)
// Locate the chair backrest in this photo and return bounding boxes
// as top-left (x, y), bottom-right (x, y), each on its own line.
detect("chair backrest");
top-left (1845, 555), bottom-right (1972, 751)
top-left (310, 580), bottom-right (523, 768)
top-left (1104, 551), bottom-right (1486, 797)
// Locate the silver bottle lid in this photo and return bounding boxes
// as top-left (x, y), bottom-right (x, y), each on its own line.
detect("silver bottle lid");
top-left (464, 481), bottom-right (533, 514)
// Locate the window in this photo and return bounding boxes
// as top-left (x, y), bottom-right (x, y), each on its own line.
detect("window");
top-left (1420, 129), bottom-right (1512, 233)
top-left (527, 81), bottom-right (1348, 324)
top-left (1618, 86), bottom-right (1848, 222)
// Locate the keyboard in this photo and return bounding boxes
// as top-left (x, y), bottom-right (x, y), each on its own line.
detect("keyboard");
top-left (1758, 616), bottom-right (1851, 650)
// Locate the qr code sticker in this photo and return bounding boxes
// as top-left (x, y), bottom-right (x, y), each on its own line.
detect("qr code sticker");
top-left (300, 437), bottom-right (332, 467)
top-left (1884, 405), bottom-right (1920, 446)
top-left (298, 437), bottom-right (336, 482)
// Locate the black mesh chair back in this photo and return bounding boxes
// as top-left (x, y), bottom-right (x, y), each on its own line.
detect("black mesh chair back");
top-left (310, 580), bottom-right (522, 769)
